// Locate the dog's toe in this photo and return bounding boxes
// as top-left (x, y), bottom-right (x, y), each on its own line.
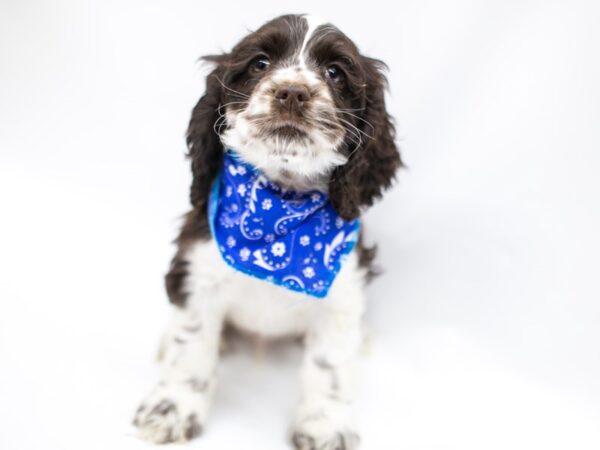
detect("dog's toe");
top-left (291, 404), bottom-right (359, 450)
top-left (291, 430), bottom-right (359, 450)
top-left (133, 384), bottom-right (208, 444)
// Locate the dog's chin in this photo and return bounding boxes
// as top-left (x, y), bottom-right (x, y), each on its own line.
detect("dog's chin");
top-left (221, 122), bottom-right (347, 192)
top-left (267, 124), bottom-right (309, 143)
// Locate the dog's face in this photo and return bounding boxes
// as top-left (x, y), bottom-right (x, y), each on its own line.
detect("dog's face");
top-left (219, 16), bottom-right (358, 188)
top-left (186, 14), bottom-right (401, 220)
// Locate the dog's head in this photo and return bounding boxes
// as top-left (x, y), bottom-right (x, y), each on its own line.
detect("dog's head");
top-left (187, 14), bottom-right (401, 220)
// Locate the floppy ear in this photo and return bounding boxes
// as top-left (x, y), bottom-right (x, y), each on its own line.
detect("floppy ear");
top-left (186, 60), bottom-right (227, 212)
top-left (329, 57), bottom-right (402, 220)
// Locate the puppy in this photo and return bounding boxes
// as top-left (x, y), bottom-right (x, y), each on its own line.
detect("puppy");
top-left (133, 14), bottom-right (401, 449)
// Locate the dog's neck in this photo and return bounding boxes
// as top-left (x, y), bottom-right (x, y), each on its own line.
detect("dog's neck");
top-left (221, 131), bottom-right (346, 194)
top-left (256, 164), bottom-right (330, 194)
top-left (219, 147), bottom-right (338, 194)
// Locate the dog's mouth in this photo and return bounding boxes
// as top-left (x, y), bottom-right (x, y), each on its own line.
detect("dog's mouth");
top-left (271, 124), bottom-right (307, 140)
top-left (262, 120), bottom-right (312, 142)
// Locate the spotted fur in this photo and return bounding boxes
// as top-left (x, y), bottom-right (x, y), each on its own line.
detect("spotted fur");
top-left (136, 14), bottom-right (401, 449)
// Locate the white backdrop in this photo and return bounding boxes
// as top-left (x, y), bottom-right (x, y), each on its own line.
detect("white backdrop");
top-left (1, 1), bottom-right (599, 449)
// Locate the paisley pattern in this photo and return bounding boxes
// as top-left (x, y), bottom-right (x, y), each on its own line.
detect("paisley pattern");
top-left (208, 150), bottom-right (360, 298)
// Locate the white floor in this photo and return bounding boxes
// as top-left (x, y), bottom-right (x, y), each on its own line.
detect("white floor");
top-left (1, 1), bottom-right (599, 449)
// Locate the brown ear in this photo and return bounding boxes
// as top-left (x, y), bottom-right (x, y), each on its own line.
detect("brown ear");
top-left (329, 57), bottom-right (402, 220)
top-left (167, 61), bottom-right (228, 306)
top-left (186, 61), bottom-right (227, 212)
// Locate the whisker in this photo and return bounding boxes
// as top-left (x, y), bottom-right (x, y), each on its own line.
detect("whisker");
top-left (336, 116), bottom-right (374, 140)
top-left (314, 116), bottom-right (362, 142)
top-left (213, 115), bottom-right (227, 137)
top-left (218, 100), bottom-right (249, 110)
top-left (314, 116), bottom-right (364, 155)
top-left (313, 119), bottom-right (362, 145)
top-left (319, 115), bottom-right (365, 145)
top-left (335, 107), bottom-right (366, 112)
top-left (212, 75), bottom-right (250, 99)
top-left (212, 99), bottom-right (251, 138)
top-left (335, 110), bottom-right (375, 133)
top-left (216, 100), bottom-right (248, 117)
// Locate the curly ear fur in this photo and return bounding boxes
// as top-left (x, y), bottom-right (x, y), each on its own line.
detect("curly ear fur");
top-left (166, 61), bottom-right (226, 306)
top-left (186, 63), bottom-right (227, 216)
top-left (329, 58), bottom-right (402, 220)
top-left (174, 58), bottom-right (230, 248)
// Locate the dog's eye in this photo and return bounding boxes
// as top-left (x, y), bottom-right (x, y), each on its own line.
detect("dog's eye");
top-left (325, 65), bottom-right (343, 82)
top-left (251, 57), bottom-right (270, 72)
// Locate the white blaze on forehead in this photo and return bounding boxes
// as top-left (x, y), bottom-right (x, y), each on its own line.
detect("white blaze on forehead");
top-left (270, 66), bottom-right (322, 88)
top-left (265, 16), bottom-right (331, 92)
top-left (299, 15), bottom-right (329, 67)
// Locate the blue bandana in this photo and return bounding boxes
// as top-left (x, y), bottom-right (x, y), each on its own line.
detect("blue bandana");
top-left (208, 150), bottom-right (360, 298)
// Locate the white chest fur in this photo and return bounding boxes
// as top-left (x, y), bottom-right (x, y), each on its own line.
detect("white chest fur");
top-left (136, 235), bottom-right (367, 446)
top-left (183, 238), bottom-right (366, 338)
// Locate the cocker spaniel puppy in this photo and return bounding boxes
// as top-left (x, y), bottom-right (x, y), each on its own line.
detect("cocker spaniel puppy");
top-left (134, 14), bottom-right (401, 449)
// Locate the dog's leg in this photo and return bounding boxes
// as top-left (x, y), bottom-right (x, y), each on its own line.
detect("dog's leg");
top-left (291, 260), bottom-right (365, 450)
top-left (134, 242), bottom-right (227, 444)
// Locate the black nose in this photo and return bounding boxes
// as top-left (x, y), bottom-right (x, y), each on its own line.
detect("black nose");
top-left (274, 85), bottom-right (311, 110)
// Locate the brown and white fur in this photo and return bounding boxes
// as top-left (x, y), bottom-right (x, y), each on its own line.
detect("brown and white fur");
top-left (133, 14), bottom-right (401, 449)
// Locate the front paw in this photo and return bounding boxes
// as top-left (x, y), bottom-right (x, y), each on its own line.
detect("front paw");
top-left (291, 402), bottom-right (359, 450)
top-left (133, 382), bottom-right (210, 444)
